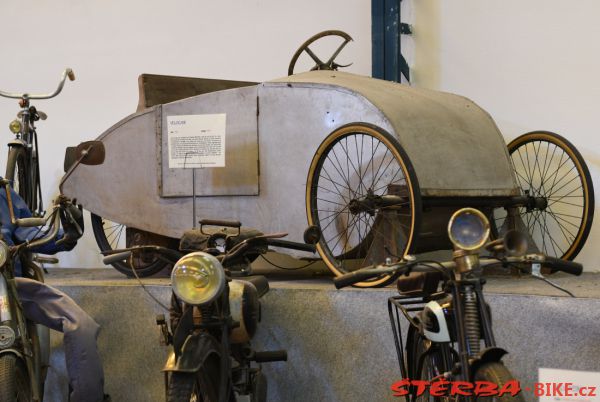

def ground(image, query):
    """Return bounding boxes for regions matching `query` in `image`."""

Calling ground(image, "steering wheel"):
[287,30,354,76]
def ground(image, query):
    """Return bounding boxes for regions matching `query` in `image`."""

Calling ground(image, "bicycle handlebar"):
[0,68,75,100]
[333,255,583,289]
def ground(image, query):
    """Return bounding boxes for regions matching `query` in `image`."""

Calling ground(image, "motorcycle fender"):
[162,332,221,374]
[470,347,508,377]
[0,348,24,360]
[8,139,26,148]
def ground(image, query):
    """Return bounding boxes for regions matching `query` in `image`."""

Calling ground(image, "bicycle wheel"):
[0,354,32,401]
[167,354,231,402]
[5,146,31,208]
[473,362,525,402]
[410,332,455,402]
[306,123,422,287]
[495,131,594,260]
[90,213,169,277]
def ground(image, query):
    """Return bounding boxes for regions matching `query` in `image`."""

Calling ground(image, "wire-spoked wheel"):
[495,131,594,260]
[306,123,422,288]
[91,213,170,277]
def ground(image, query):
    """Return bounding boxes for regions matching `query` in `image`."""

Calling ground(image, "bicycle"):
[0,68,75,217]
[334,207,583,401]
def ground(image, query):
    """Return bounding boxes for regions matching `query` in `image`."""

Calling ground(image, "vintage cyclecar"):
[61,33,594,287]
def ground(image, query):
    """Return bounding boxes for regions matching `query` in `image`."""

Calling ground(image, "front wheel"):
[0,354,32,401]
[473,362,525,402]
[306,123,422,288]
[5,146,31,209]
[167,353,231,402]
[90,213,170,277]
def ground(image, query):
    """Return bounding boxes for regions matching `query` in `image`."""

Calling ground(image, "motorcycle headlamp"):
[171,252,225,305]
[448,208,490,251]
[0,242,9,267]
[9,119,21,134]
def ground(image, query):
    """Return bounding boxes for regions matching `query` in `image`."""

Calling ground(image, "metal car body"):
[61,70,519,250]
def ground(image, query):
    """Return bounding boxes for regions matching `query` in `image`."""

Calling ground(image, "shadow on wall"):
[413,0,441,89]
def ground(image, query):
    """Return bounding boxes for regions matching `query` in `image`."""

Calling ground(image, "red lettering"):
[564,383,573,397]
[552,383,564,396]
[430,379,450,397]
[475,381,499,397]
[451,381,475,396]
[588,387,597,397]
[498,380,521,396]
[534,383,545,397]
[390,379,411,397]
[413,380,430,396]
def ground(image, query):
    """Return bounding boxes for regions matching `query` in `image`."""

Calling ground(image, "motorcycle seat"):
[242,275,270,298]
[396,270,444,296]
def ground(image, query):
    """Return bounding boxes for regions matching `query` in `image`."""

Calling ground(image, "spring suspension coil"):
[200,304,214,322]
[463,286,480,356]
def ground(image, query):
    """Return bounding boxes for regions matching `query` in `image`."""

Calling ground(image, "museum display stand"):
[43,269,600,402]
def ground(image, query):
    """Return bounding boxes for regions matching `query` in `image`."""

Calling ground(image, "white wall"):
[413,0,600,271]
[0,1,598,271]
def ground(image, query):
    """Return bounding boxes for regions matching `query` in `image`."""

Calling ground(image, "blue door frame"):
[372,0,411,82]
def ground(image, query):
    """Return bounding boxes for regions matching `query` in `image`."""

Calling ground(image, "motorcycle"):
[334,207,583,402]
[0,140,104,401]
[104,219,317,402]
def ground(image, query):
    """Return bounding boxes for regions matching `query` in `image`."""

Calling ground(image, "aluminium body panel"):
[270,71,519,197]
[160,85,259,197]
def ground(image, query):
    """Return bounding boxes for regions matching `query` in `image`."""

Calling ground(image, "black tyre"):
[411,333,455,402]
[90,213,169,277]
[496,131,594,260]
[473,362,525,402]
[0,354,32,401]
[306,123,422,287]
[167,354,230,402]
[5,146,31,209]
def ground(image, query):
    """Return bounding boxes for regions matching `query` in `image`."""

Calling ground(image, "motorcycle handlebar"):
[333,254,584,289]
[333,266,397,289]
[103,251,133,265]
[542,256,583,276]
[0,68,75,100]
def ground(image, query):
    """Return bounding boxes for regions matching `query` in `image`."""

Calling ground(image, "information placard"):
[539,368,599,402]
[167,114,226,168]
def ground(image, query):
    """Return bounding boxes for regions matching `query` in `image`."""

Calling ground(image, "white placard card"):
[539,368,599,402]
[167,114,226,169]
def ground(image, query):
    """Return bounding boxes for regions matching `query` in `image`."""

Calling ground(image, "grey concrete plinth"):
[41,270,600,402]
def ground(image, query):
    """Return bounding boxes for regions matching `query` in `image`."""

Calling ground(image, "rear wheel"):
[495,131,594,260]
[0,354,32,401]
[90,213,169,277]
[306,123,422,288]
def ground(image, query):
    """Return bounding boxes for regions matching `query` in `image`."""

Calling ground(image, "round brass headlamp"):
[171,252,225,305]
[447,208,490,251]
[9,120,21,134]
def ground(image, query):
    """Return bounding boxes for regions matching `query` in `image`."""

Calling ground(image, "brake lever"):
[529,262,575,297]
